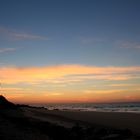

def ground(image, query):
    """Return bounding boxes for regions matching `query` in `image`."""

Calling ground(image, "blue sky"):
[0,0,140,103]
[0,0,140,67]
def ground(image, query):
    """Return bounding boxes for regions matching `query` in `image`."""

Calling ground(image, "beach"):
[22,107,140,134]
[0,105,140,140]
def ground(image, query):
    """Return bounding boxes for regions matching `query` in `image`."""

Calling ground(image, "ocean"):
[37,102,140,113]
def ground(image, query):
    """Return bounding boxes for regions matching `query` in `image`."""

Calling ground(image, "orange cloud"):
[83,89,128,95]
[109,83,140,87]
[0,64,139,84]
[0,87,23,91]
[1,64,139,103]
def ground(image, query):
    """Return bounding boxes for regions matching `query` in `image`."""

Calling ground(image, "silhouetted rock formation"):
[0,95,16,109]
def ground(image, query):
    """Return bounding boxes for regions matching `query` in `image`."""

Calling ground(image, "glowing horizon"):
[0,64,140,103]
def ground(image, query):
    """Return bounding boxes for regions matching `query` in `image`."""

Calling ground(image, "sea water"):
[40,102,140,113]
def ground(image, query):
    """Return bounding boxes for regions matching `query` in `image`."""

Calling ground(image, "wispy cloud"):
[80,37,140,49]
[83,89,126,94]
[10,32,48,40]
[120,41,140,49]
[0,26,48,40]
[1,87,23,92]
[0,47,17,53]
[109,83,140,87]
[66,74,137,81]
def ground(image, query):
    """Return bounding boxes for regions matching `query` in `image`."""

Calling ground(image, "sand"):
[22,107,140,135]
[1,106,140,140]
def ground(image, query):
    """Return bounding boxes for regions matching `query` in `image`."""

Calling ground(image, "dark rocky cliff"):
[0,95,16,109]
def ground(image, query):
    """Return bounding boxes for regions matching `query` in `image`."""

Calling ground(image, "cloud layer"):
[0,64,139,84]
[1,64,139,103]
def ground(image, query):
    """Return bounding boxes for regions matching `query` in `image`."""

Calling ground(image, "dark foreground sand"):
[1,106,140,140]
[23,107,140,134]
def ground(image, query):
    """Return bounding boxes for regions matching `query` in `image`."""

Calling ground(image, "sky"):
[0,0,140,103]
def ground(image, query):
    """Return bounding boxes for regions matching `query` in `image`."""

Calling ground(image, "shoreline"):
[47,108,140,114]
[29,101,140,114]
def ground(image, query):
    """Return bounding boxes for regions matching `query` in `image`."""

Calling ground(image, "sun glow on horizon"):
[0,64,140,103]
